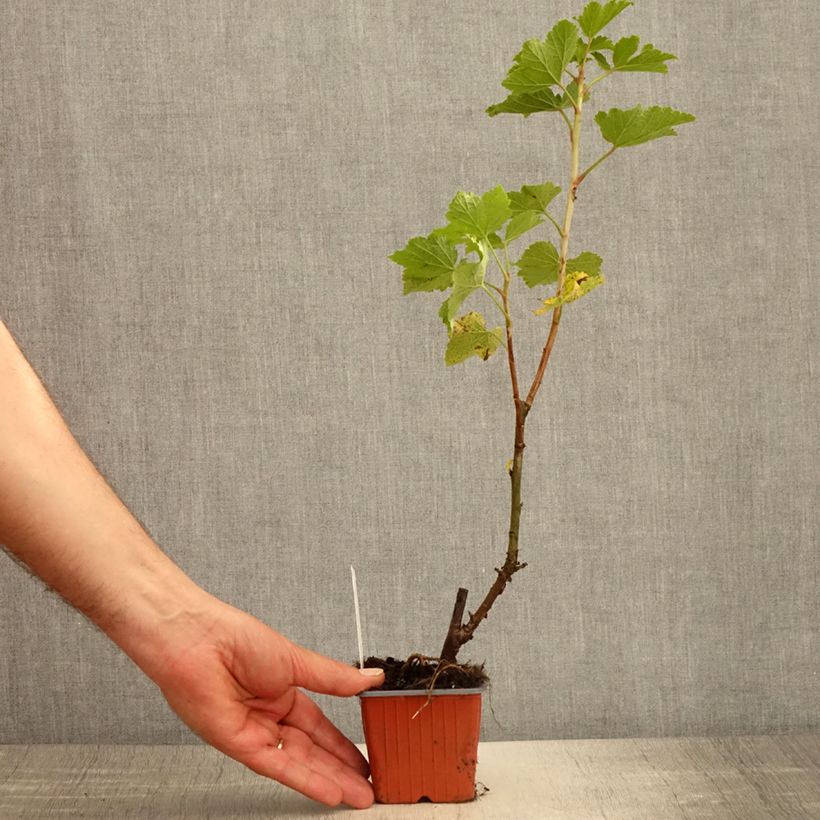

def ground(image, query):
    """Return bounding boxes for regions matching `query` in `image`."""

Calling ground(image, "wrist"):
[100,543,221,684]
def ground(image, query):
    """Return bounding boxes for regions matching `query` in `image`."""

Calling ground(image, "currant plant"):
[389,1,694,664]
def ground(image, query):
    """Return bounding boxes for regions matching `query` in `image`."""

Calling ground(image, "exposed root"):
[411,661,464,719]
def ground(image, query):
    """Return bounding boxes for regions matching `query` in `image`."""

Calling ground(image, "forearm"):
[0,321,214,681]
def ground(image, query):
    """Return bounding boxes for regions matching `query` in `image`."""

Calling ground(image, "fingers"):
[288,642,384,697]
[243,742,345,807]
[284,725,375,809]
[283,689,370,778]
[243,727,375,809]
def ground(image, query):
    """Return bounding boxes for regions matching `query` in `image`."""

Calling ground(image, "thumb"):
[289,643,384,696]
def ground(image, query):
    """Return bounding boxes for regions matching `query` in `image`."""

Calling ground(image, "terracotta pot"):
[359,687,483,804]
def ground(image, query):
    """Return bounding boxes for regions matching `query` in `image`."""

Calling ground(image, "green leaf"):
[612,36,676,72]
[612,34,639,65]
[430,225,504,258]
[501,20,579,93]
[439,256,488,327]
[508,181,562,215]
[389,234,459,294]
[572,40,587,65]
[505,210,543,243]
[444,185,511,241]
[471,232,503,253]
[428,222,465,244]
[444,311,504,366]
[573,38,613,65]
[567,251,602,277]
[516,245,602,290]
[504,211,544,242]
[516,241,560,287]
[595,105,696,147]
[589,35,615,51]
[548,19,582,71]
[591,51,611,70]
[486,88,571,117]
[576,1,632,37]
[534,271,606,315]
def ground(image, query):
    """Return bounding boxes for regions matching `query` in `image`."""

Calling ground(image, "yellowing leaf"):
[533,270,606,315]
[445,311,504,366]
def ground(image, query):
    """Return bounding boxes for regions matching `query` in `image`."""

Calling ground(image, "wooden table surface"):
[1,736,819,819]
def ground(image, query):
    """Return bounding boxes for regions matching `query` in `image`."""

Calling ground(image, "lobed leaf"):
[591,51,611,70]
[389,234,459,294]
[516,241,560,287]
[501,19,579,94]
[534,271,606,315]
[589,35,615,51]
[567,251,602,277]
[508,181,562,215]
[576,0,633,38]
[505,210,543,243]
[445,185,511,241]
[595,105,696,147]
[444,311,504,366]
[430,224,504,257]
[438,256,488,327]
[612,36,676,72]
[572,39,587,65]
[486,88,571,117]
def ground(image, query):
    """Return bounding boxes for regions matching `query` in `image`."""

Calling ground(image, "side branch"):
[501,287,520,404]
[575,146,617,188]
[524,305,563,410]
[525,60,586,412]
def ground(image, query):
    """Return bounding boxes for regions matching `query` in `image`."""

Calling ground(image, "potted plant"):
[358,0,695,804]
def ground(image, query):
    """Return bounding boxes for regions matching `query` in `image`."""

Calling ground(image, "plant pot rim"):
[358,686,485,698]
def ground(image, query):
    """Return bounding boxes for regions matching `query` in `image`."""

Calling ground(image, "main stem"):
[439,65,587,664]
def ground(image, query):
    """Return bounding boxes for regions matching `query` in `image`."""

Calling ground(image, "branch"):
[525,306,563,408]
[525,61,586,412]
[481,284,506,319]
[501,284,520,405]
[558,107,572,131]
[575,146,617,187]
[586,69,613,90]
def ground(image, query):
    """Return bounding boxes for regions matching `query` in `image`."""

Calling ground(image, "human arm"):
[0,320,384,808]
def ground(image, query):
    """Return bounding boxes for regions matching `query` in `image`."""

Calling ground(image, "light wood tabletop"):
[1,735,818,818]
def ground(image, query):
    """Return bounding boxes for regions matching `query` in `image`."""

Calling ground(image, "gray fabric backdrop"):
[0,0,817,744]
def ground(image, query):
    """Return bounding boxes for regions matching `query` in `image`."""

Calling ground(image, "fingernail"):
[360,667,384,677]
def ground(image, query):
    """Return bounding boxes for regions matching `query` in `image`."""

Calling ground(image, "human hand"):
[148,599,385,809]
[0,322,384,807]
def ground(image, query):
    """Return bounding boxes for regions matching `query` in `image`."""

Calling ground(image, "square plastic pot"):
[358,687,483,804]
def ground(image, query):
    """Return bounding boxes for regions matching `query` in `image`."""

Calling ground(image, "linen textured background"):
[0,1,817,744]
